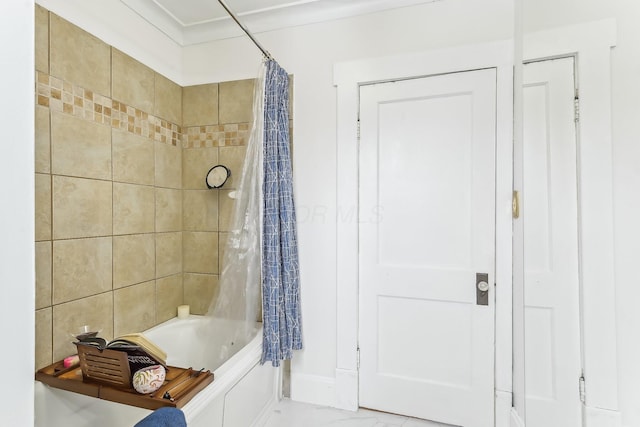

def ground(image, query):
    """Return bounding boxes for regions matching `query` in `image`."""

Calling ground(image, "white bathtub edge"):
[251,363,283,427]
[183,327,265,422]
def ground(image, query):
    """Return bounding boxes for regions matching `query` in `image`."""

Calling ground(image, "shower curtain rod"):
[217,0,274,60]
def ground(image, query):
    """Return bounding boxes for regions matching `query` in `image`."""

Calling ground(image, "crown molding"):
[121,0,439,46]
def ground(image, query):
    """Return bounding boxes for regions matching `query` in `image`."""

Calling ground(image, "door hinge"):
[574,92,580,123]
[357,119,361,140]
[579,375,586,403]
[357,346,361,369]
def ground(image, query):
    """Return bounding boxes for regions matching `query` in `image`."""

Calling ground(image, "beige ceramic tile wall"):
[199,75,292,282]
[34,6,287,369]
[182,78,256,315]
[34,6,184,368]
[49,13,111,96]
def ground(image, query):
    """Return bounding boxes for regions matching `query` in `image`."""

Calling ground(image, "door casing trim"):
[333,41,515,417]
[523,19,619,425]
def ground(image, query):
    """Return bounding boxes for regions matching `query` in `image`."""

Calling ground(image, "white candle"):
[177,304,190,319]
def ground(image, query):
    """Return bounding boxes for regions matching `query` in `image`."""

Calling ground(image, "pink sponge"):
[63,354,79,368]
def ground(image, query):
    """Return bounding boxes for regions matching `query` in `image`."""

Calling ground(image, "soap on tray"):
[132,365,166,394]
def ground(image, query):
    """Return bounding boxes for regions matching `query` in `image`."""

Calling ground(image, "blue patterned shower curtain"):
[261,59,302,366]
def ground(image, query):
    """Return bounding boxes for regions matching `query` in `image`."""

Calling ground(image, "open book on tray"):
[75,333,167,373]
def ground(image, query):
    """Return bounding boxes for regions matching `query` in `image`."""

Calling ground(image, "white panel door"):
[523,57,582,427]
[358,69,496,427]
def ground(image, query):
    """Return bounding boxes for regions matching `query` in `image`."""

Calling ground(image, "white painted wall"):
[0,1,35,424]
[182,0,514,84]
[609,5,640,427]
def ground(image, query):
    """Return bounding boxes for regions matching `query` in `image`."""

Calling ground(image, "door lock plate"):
[476,273,489,306]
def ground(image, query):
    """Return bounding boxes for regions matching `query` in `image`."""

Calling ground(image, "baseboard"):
[335,368,358,411]
[510,408,525,427]
[495,390,513,427]
[290,373,336,408]
[252,366,283,427]
[584,405,622,427]
[498,399,622,427]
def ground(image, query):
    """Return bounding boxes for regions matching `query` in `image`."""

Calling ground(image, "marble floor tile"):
[262,399,454,427]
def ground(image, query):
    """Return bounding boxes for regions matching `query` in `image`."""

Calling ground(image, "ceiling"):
[121,0,439,46]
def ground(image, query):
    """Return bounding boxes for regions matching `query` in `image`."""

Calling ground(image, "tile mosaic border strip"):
[36,71,181,146]
[183,123,250,149]
[36,71,253,149]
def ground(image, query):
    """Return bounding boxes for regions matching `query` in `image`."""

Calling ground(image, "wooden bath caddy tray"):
[36,361,213,410]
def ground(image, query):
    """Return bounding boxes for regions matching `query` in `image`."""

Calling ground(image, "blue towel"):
[134,407,187,427]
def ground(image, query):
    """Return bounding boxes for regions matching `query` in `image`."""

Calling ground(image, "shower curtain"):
[206,59,301,368]
[261,59,302,366]
[204,63,265,364]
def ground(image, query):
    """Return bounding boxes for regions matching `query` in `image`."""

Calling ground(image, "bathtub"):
[35,315,281,427]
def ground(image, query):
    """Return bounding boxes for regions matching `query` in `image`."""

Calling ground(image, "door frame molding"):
[522,19,620,427]
[333,41,515,418]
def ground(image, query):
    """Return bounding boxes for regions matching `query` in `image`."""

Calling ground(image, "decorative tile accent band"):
[183,123,250,149]
[36,71,253,148]
[36,71,181,146]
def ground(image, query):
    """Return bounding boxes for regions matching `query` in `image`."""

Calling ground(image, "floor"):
[262,399,453,427]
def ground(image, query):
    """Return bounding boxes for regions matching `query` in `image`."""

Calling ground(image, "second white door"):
[523,57,582,427]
